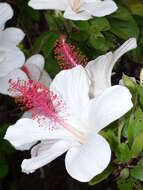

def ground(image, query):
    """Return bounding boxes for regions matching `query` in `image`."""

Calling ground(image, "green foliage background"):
[1,0,143,190]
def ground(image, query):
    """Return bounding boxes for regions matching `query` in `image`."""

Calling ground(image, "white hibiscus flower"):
[4,66,133,182]
[0,3,25,94]
[55,37,137,97]
[86,38,137,97]
[0,53,52,95]
[21,54,52,86]
[28,0,118,21]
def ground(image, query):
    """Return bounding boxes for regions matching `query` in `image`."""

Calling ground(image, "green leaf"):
[117,143,131,163]
[109,6,139,40]
[44,13,65,32]
[32,32,58,56]
[89,17,111,33]
[43,33,59,58]
[138,87,143,110]
[88,35,110,52]
[32,32,50,54]
[89,164,114,185]
[100,130,118,152]
[0,124,8,139]
[26,7,40,22]
[117,178,133,190]
[74,21,90,31]
[131,166,143,181]
[128,108,143,146]
[71,31,89,42]
[124,1,143,18]
[137,157,143,166]
[45,55,60,78]
[131,132,143,157]
[120,168,129,179]
[0,124,14,154]
[0,156,8,179]
[122,74,137,92]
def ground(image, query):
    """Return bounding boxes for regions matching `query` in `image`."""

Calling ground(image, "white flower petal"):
[4,118,73,151]
[0,69,28,95]
[83,0,117,17]
[64,6,92,21]
[86,38,137,97]
[110,38,137,75]
[23,63,41,81]
[0,27,25,46]
[31,140,58,157]
[106,38,137,90]
[119,77,136,86]
[25,54,45,71]
[50,66,90,124]
[0,3,13,29]
[86,52,112,97]
[40,70,52,86]
[28,0,68,10]
[22,140,71,174]
[65,133,111,182]
[88,85,133,132]
[0,47,25,77]
[22,110,32,119]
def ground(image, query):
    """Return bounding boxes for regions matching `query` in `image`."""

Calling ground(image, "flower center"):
[9,79,85,143]
[72,0,80,12]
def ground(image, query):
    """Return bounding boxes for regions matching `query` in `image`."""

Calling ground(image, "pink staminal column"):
[54,35,88,70]
[9,79,85,143]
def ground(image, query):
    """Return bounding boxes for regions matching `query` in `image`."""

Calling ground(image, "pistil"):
[60,120,86,143]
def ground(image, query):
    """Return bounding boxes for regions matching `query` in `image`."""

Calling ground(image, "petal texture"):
[86,52,112,97]
[86,38,137,97]
[23,63,41,81]
[0,27,25,46]
[40,70,52,86]
[0,3,13,29]
[65,133,111,182]
[64,6,92,20]
[0,47,25,77]
[25,54,45,71]
[50,66,90,124]
[110,38,137,77]
[28,0,68,10]
[0,69,28,95]
[83,0,117,17]
[4,118,73,150]
[88,85,133,132]
[22,140,71,174]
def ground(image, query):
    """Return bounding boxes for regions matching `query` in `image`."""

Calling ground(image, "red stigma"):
[9,80,65,128]
[54,35,88,70]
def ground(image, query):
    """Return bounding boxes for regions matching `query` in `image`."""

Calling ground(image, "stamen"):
[9,79,63,127]
[9,79,85,143]
[54,35,88,70]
